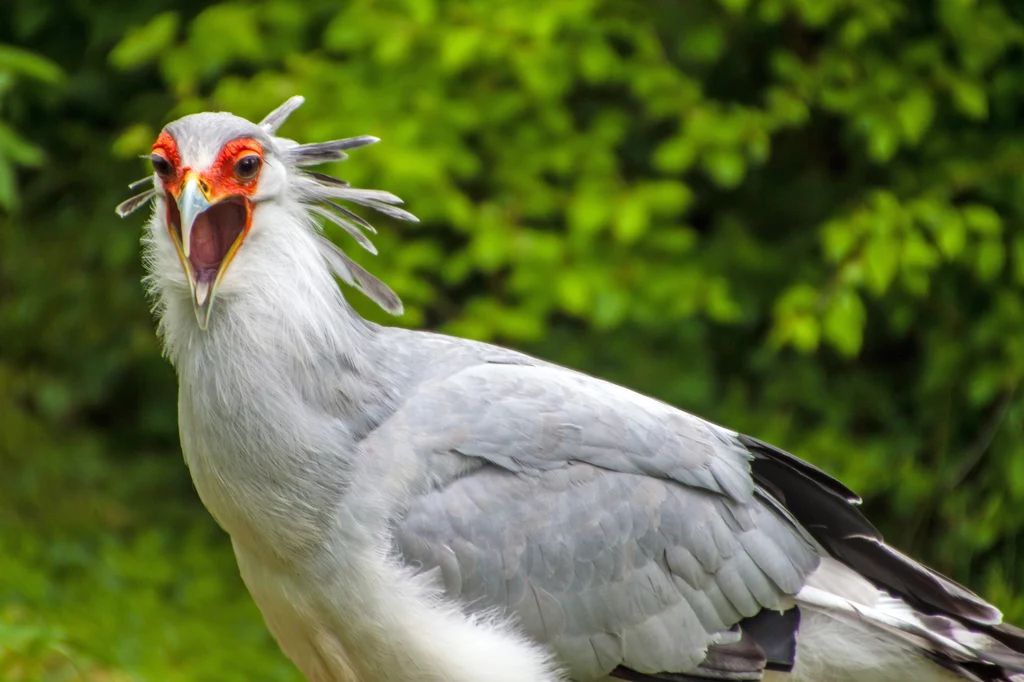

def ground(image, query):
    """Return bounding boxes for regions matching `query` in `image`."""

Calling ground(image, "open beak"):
[168,173,251,329]
[179,176,211,262]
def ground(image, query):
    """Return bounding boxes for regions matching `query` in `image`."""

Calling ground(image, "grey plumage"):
[116,188,156,217]
[128,175,155,191]
[316,236,403,314]
[118,96,1024,682]
[166,112,271,164]
[309,184,419,222]
[397,462,816,679]
[322,199,377,232]
[310,204,378,254]
[285,135,380,167]
[259,95,305,134]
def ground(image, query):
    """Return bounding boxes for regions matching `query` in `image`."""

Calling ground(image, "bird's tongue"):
[188,201,246,272]
[190,213,220,269]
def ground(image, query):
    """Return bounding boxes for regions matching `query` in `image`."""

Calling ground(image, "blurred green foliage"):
[2,0,1024,679]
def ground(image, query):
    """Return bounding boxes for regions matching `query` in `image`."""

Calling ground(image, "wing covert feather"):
[395,464,819,681]
[396,362,756,502]
[367,361,820,679]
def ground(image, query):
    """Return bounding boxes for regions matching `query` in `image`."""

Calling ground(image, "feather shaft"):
[287,137,380,167]
[116,189,156,217]
[310,205,378,254]
[128,176,155,191]
[316,236,403,315]
[260,96,305,134]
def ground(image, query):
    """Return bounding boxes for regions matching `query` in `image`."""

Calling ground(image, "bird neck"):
[147,204,382,415]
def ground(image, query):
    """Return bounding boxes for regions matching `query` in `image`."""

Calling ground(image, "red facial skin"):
[151,132,264,247]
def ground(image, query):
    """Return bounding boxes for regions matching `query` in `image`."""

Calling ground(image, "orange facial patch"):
[150,134,264,201]
[205,138,265,199]
[152,133,264,265]
[152,130,180,164]
[151,130,183,187]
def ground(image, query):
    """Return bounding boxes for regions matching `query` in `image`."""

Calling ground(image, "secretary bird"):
[117,96,1024,682]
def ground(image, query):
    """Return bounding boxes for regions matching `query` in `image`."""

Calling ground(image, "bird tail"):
[789,558,1024,682]
[739,434,1024,682]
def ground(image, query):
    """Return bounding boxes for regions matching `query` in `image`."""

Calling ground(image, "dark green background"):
[3,0,1024,679]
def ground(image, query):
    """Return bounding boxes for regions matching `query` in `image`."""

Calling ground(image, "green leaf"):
[439,28,482,72]
[897,89,934,144]
[902,231,940,269]
[0,156,15,210]
[0,121,43,166]
[188,4,263,65]
[568,186,611,236]
[867,123,899,162]
[718,0,750,15]
[821,219,861,262]
[822,289,866,357]
[748,130,771,163]
[765,87,810,125]
[962,204,1002,235]
[556,270,592,315]
[788,314,821,352]
[933,210,967,259]
[901,268,931,296]
[109,12,179,70]
[640,180,693,215]
[840,18,870,47]
[592,288,629,329]
[0,45,63,84]
[864,237,900,294]
[613,195,649,243]
[968,365,1005,406]
[653,135,697,172]
[705,277,742,322]
[683,24,727,63]
[770,284,822,352]
[951,77,989,119]
[579,41,618,83]
[112,123,155,159]
[703,150,746,188]
[1013,236,1024,285]
[975,239,1005,281]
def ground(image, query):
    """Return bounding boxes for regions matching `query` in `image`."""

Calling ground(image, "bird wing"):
[393,361,763,502]
[380,361,821,680]
[396,462,816,681]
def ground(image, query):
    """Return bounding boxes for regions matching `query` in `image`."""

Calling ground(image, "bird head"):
[117,96,416,329]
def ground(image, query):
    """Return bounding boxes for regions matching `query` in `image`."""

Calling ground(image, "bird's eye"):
[234,155,262,181]
[151,154,174,178]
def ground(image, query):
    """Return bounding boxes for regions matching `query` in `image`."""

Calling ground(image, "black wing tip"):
[610,667,760,682]
[735,431,1013,631]
[737,433,862,504]
[606,610,802,682]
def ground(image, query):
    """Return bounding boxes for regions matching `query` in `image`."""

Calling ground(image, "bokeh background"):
[3,0,1024,679]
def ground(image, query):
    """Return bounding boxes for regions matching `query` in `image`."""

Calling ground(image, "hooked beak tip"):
[195,278,212,307]
[195,308,212,331]
[192,275,216,330]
